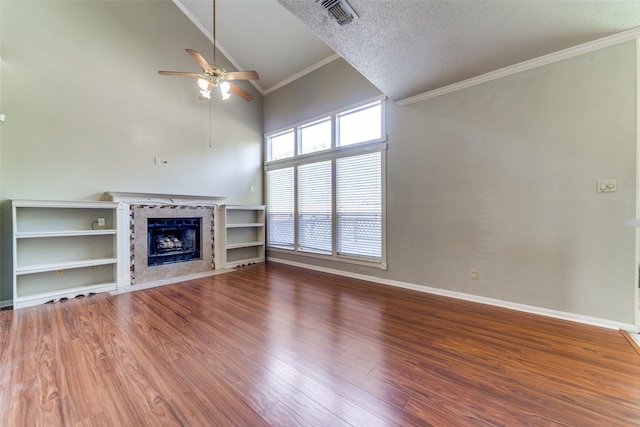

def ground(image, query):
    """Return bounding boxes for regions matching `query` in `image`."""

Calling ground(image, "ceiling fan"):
[158,0,259,102]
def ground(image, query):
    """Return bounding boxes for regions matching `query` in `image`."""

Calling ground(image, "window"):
[269,130,294,161]
[298,161,332,254]
[266,167,294,249]
[338,102,382,146]
[337,152,382,259]
[300,118,331,155]
[265,97,387,269]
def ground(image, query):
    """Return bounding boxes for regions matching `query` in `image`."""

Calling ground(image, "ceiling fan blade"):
[230,83,254,102]
[225,71,260,81]
[186,49,214,73]
[158,71,202,78]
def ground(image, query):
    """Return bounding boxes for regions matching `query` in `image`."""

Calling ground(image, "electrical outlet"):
[97,217,105,227]
[470,269,478,280]
[596,179,616,193]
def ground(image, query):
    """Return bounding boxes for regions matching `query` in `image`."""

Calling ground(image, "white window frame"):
[265,96,388,270]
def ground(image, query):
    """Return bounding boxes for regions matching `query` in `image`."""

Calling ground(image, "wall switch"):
[97,217,105,227]
[470,269,478,280]
[597,179,616,193]
[154,157,162,165]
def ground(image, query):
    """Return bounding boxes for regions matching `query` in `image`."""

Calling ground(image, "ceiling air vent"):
[317,0,358,26]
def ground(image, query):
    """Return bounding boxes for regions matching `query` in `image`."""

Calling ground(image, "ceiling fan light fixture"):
[220,81,231,100]
[197,77,211,91]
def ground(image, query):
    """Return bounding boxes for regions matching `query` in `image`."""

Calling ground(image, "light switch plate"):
[597,179,616,193]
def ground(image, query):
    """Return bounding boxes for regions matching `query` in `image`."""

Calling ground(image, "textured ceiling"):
[176,0,640,101]
[279,0,640,101]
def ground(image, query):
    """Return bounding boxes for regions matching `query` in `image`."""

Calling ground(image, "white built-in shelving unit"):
[12,199,124,309]
[218,205,265,269]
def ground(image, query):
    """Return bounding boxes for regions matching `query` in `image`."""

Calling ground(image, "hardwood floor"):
[2,262,640,426]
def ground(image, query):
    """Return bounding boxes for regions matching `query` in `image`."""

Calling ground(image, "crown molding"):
[396,26,640,107]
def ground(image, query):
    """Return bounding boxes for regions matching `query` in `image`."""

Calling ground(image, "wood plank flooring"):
[1,261,640,426]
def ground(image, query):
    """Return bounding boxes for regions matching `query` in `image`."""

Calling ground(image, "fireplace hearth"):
[147,217,201,266]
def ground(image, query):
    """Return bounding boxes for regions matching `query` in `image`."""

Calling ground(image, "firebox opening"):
[148,217,201,266]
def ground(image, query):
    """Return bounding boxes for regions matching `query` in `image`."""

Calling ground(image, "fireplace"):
[147,217,201,266]
[100,192,225,287]
[127,204,216,285]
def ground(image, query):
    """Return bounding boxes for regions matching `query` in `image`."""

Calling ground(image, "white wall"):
[265,42,638,326]
[0,1,264,303]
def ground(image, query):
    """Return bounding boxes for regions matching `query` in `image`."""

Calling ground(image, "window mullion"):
[293,164,299,252]
[332,115,337,149]
[331,158,337,257]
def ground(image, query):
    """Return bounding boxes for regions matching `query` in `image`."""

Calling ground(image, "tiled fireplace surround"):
[131,205,214,284]
[102,192,226,286]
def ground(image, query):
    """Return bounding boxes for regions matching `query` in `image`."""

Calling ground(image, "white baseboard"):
[0,270,235,308]
[268,257,638,333]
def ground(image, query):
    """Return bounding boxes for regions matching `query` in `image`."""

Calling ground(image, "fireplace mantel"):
[102,192,226,206]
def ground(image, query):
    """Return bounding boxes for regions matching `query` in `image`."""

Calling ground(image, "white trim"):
[268,257,639,333]
[116,203,132,288]
[396,26,640,107]
[269,247,386,270]
[14,283,118,309]
[264,54,341,95]
[265,141,387,170]
[101,191,226,206]
[635,36,640,330]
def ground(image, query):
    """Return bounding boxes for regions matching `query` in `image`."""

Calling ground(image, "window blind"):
[336,152,382,259]
[266,168,294,248]
[298,161,332,254]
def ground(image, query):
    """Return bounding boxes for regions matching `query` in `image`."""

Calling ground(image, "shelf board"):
[16,258,117,275]
[16,229,117,238]
[13,199,120,209]
[226,241,264,250]
[226,223,264,228]
[223,205,265,211]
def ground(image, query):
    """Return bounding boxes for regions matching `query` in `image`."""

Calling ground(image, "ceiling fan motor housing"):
[203,65,227,87]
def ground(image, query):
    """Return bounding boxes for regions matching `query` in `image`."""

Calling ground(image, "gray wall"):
[265,42,638,325]
[0,1,264,303]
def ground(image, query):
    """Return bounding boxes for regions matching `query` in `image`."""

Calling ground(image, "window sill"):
[267,246,387,270]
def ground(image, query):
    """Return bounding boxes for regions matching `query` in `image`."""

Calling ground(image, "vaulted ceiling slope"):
[176,1,640,102]
[279,0,640,101]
